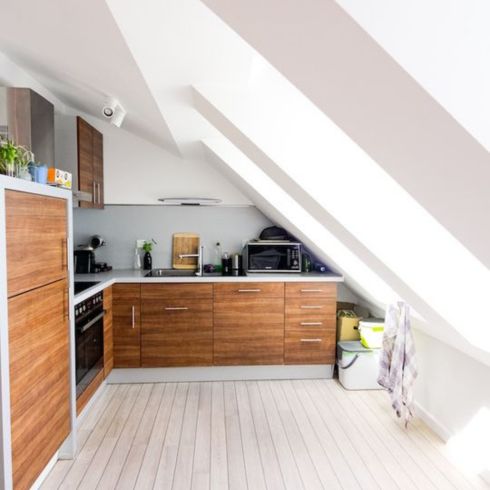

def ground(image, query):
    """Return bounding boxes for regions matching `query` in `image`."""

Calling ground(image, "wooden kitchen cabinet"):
[284,283,336,364]
[214,282,285,365]
[113,284,141,367]
[8,279,70,490]
[141,284,213,366]
[5,190,67,298]
[77,116,104,209]
[103,286,114,377]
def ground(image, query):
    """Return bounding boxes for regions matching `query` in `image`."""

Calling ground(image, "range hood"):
[158,197,222,206]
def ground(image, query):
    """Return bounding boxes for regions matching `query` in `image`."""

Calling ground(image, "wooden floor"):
[42,379,490,490]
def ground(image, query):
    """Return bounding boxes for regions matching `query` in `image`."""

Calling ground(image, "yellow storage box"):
[337,310,361,341]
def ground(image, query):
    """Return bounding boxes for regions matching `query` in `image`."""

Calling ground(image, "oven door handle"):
[78,311,105,334]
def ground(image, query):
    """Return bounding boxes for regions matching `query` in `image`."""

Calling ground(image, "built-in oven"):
[75,290,104,399]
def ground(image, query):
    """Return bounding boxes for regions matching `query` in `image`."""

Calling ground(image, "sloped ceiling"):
[0,0,179,153]
[336,0,490,153]
[201,0,490,271]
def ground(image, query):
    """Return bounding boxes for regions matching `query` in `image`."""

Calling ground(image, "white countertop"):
[74,269,343,305]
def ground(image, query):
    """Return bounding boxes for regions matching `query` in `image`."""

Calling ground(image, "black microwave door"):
[249,245,290,270]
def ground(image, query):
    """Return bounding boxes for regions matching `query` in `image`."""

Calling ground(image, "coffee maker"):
[74,250,96,274]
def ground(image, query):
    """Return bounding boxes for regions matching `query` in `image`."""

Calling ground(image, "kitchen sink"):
[145,269,197,277]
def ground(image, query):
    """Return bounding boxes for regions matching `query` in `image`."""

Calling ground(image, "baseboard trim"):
[107,365,334,384]
[30,451,59,490]
[414,400,452,442]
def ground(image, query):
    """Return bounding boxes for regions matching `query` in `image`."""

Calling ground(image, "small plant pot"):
[143,252,152,270]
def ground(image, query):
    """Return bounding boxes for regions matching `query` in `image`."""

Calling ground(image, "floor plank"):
[43,379,490,490]
[223,382,248,490]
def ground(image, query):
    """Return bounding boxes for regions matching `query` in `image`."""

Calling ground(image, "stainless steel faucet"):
[178,245,204,276]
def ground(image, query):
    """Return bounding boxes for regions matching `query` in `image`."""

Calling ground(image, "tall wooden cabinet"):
[77,116,104,209]
[5,190,70,490]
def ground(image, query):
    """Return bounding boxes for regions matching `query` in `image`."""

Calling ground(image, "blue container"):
[35,165,48,184]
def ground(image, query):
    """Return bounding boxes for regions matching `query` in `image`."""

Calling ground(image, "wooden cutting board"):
[172,233,200,269]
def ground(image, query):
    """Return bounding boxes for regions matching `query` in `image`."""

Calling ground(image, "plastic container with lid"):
[337,341,383,390]
[358,318,385,349]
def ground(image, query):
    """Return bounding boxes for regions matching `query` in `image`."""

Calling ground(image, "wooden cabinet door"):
[103,286,113,376]
[93,128,104,209]
[214,283,285,365]
[113,284,141,367]
[8,279,70,490]
[77,116,95,209]
[6,190,67,297]
[141,284,213,366]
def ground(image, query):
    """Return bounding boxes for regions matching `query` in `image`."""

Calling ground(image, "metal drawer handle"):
[97,182,101,204]
[93,181,96,204]
[238,289,261,293]
[165,307,189,311]
[301,338,322,343]
[300,305,323,309]
[131,306,135,328]
[300,322,323,326]
[301,289,323,293]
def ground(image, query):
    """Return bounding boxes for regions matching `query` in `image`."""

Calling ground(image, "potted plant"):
[0,137,18,177]
[142,240,154,270]
[16,145,35,180]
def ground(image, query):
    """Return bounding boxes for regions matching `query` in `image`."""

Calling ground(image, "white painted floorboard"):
[41,380,490,490]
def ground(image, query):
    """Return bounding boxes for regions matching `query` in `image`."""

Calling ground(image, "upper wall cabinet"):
[77,117,104,209]
[55,115,104,209]
[0,87,55,164]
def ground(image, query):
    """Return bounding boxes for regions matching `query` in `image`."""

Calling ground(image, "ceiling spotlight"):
[101,97,126,127]
[102,97,118,119]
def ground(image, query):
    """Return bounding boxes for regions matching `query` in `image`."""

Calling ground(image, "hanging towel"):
[378,301,418,426]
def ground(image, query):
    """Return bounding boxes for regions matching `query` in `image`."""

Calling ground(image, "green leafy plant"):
[142,241,153,253]
[0,137,18,174]
[16,145,35,171]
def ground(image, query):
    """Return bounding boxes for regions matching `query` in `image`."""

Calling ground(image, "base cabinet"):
[214,283,285,365]
[111,281,337,369]
[113,284,141,367]
[141,284,213,366]
[284,283,337,364]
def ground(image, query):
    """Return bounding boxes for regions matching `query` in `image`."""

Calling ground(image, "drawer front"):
[214,282,284,298]
[285,297,335,318]
[285,282,336,299]
[142,299,213,367]
[141,283,213,299]
[285,332,335,365]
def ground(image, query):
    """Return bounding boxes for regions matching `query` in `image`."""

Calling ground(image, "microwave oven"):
[243,241,302,272]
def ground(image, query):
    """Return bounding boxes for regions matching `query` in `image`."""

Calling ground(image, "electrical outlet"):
[136,239,146,249]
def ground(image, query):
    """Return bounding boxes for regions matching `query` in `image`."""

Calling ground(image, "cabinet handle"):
[93,180,96,204]
[300,305,323,309]
[165,307,189,311]
[61,238,67,269]
[301,289,323,293]
[238,289,261,293]
[63,289,69,320]
[300,322,323,326]
[131,306,135,328]
[97,182,101,204]
[301,338,322,343]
